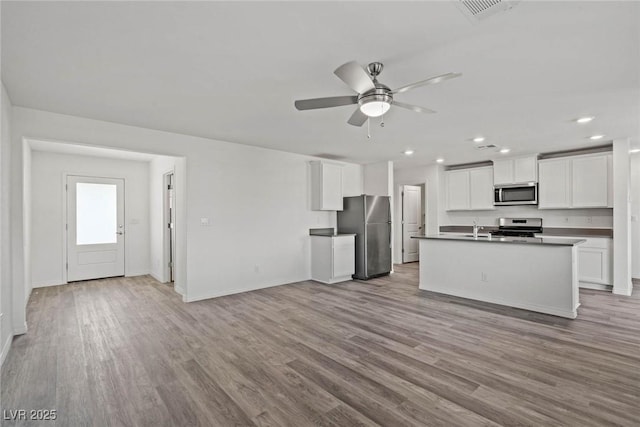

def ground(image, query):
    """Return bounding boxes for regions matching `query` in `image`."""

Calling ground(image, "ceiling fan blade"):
[334,61,376,94]
[347,108,369,127]
[294,95,358,110]
[390,72,462,95]
[393,101,436,114]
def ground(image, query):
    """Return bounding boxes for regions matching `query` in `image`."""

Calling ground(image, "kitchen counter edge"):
[412,234,585,246]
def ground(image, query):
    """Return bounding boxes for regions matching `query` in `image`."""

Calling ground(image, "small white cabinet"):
[538,153,612,209]
[446,166,494,211]
[311,235,355,284]
[310,161,343,211]
[493,155,538,185]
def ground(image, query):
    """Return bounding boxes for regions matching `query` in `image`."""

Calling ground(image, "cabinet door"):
[333,237,355,278]
[492,160,513,185]
[579,247,609,284]
[514,156,537,183]
[538,159,571,208]
[572,155,608,208]
[322,163,343,210]
[446,170,470,210]
[469,167,494,210]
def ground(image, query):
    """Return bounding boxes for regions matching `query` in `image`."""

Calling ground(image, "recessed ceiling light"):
[500,148,511,154]
[630,149,640,154]
[472,136,485,143]
[436,158,444,163]
[403,150,414,156]
[576,116,594,124]
[589,134,605,140]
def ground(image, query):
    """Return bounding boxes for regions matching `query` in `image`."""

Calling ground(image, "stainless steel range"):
[491,218,543,238]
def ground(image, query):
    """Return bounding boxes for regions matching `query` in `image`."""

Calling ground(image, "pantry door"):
[67,176,125,282]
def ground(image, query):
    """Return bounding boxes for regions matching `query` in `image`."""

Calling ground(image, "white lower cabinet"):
[310,235,355,284]
[539,235,612,288]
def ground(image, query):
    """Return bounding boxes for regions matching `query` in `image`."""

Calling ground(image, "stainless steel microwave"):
[494,183,538,206]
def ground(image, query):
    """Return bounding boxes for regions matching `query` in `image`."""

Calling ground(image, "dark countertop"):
[439,225,612,238]
[309,228,356,237]
[413,234,585,246]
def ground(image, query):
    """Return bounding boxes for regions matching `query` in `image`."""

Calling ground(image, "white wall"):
[1,83,15,363]
[149,155,177,283]
[363,161,393,196]
[10,107,363,307]
[30,151,151,287]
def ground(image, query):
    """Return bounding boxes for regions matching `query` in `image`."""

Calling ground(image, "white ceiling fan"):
[294,60,461,126]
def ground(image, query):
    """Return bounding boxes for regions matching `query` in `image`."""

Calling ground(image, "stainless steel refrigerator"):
[337,195,391,280]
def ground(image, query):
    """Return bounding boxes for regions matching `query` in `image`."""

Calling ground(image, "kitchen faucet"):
[473,221,484,238]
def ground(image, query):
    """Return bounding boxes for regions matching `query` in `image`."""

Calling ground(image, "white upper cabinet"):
[310,161,343,211]
[446,169,470,210]
[572,155,609,208]
[493,155,538,185]
[469,167,495,210]
[538,153,612,209]
[446,166,494,211]
[538,158,571,208]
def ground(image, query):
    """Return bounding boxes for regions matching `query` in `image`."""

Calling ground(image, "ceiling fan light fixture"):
[358,93,392,117]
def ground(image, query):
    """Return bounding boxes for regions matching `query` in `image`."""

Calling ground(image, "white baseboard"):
[33,279,65,288]
[125,271,150,278]
[183,278,304,303]
[579,282,612,291]
[13,322,27,335]
[419,282,577,319]
[1,332,12,367]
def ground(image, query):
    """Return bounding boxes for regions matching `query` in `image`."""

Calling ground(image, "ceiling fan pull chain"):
[367,118,371,139]
[380,112,385,128]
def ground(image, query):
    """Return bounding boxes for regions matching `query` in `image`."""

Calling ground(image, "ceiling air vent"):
[475,144,498,150]
[457,0,520,22]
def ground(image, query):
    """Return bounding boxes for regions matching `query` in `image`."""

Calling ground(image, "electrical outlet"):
[587,216,592,224]
[564,217,569,223]
[481,272,488,282]
[200,217,210,226]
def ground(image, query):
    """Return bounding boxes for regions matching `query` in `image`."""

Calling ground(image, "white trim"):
[418,283,578,319]
[183,280,295,303]
[149,271,164,283]
[13,322,27,335]
[124,271,150,278]
[0,332,12,366]
[32,280,65,288]
[579,282,612,291]
[162,171,174,284]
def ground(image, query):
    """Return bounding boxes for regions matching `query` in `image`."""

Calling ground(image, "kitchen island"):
[412,235,585,318]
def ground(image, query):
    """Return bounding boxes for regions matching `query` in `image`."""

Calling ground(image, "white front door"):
[402,185,422,263]
[67,176,125,282]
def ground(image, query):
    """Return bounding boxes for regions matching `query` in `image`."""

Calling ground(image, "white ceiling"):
[3,1,639,167]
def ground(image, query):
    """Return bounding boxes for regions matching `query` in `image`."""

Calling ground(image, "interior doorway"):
[66,175,125,281]
[401,185,423,263]
[164,172,176,283]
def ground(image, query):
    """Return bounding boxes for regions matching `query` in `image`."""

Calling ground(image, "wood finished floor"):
[2,264,640,426]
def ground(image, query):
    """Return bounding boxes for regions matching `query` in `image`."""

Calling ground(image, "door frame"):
[394,180,428,265]
[163,170,175,283]
[62,172,126,284]
[401,185,422,263]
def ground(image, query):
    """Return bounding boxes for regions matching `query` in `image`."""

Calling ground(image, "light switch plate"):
[200,217,210,226]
